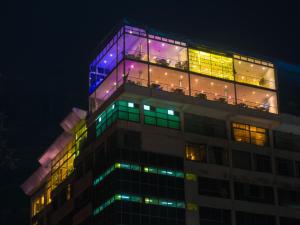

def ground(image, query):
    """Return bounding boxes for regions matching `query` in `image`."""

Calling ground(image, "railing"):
[191,89,236,105]
[235,73,275,90]
[149,54,188,70]
[92,75,278,114]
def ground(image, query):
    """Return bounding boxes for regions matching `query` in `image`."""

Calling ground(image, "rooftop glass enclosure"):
[89,25,278,114]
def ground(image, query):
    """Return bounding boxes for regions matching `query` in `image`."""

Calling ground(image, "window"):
[96,100,140,137]
[278,188,300,208]
[274,131,300,153]
[236,211,275,225]
[234,59,275,90]
[125,33,148,61]
[280,217,300,225]
[232,122,268,146]
[199,207,231,225]
[143,105,180,129]
[235,84,278,114]
[149,39,188,70]
[232,150,251,170]
[275,158,294,177]
[189,49,234,80]
[185,113,227,138]
[208,146,228,166]
[185,143,207,162]
[295,161,300,178]
[149,65,189,95]
[190,74,235,104]
[198,177,230,198]
[234,182,274,204]
[254,154,272,173]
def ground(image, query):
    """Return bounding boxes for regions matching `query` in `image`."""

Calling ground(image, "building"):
[22,21,300,225]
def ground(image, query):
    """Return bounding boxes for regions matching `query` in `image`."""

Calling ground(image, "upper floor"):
[89,23,278,114]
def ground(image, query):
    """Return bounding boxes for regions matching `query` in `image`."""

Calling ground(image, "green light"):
[168,109,174,115]
[128,102,134,108]
[144,105,150,110]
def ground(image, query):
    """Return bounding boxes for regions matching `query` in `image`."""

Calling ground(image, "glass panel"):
[149,65,189,95]
[125,34,148,61]
[185,143,207,162]
[236,84,278,114]
[124,60,148,87]
[117,35,124,63]
[190,74,235,104]
[234,59,276,89]
[189,49,234,80]
[93,69,117,104]
[149,39,188,69]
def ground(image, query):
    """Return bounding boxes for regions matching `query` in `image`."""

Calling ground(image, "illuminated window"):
[143,105,180,129]
[185,143,207,162]
[189,49,234,80]
[93,162,184,186]
[96,100,140,137]
[32,193,45,216]
[232,122,268,146]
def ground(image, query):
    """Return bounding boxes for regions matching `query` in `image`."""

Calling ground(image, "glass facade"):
[89,25,278,114]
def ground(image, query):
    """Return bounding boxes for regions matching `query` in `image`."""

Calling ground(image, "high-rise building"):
[22,21,300,225]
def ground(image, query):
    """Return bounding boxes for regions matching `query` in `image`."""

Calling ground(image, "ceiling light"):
[238,61,241,64]
[252,91,256,94]
[210,82,214,86]
[164,72,168,75]
[262,67,266,70]
[195,79,199,82]
[110,53,113,57]
[250,64,254,67]
[162,43,165,47]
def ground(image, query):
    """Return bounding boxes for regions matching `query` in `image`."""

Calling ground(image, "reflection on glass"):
[234,59,275,89]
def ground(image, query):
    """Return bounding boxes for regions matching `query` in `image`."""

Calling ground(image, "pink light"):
[130,64,134,69]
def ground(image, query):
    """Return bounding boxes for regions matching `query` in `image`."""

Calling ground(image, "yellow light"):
[266,94,269,97]
[250,64,254,67]
[238,61,242,64]
[241,76,245,79]
[155,80,158,83]
[252,91,256,94]
[195,79,199,82]
[262,67,266,70]
[210,82,214,86]
[164,72,168,75]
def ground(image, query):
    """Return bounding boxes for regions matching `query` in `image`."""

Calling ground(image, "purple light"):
[104,60,107,64]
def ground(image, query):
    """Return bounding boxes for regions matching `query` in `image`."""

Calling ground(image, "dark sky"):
[1,0,300,224]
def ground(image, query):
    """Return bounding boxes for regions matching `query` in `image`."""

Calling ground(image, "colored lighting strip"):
[93,162,184,186]
[93,193,185,216]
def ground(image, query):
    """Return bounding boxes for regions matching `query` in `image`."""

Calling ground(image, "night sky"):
[1,0,300,224]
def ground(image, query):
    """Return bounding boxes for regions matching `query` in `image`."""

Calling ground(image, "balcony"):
[89,25,278,114]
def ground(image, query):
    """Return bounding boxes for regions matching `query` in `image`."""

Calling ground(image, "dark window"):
[236,211,275,225]
[278,188,300,208]
[280,217,300,225]
[123,130,141,150]
[275,158,294,177]
[199,207,231,225]
[274,131,300,152]
[198,177,230,198]
[254,154,272,173]
[184,113,227,138]
[185,143,207,162]
[295,161,300,178]
[208,146,229,166]
[232,150,252,170]
[234,182,274,204]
